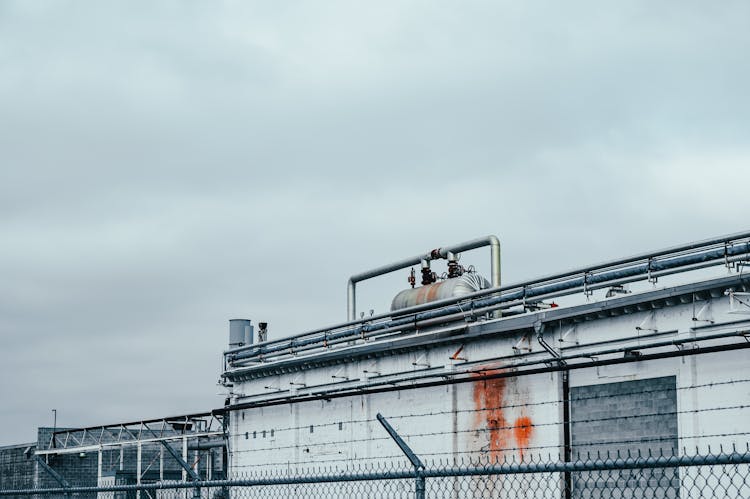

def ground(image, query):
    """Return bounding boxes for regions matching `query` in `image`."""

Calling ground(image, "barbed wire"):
[229,377,750,436]
[227,430,750,471]
[226,430,750,470]
[226,402,750,454]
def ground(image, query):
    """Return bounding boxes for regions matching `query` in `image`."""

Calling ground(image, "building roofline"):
[224,273,750,381]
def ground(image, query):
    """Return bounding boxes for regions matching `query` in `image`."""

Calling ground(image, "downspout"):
[347,235,501,321]
[534,319,571,499]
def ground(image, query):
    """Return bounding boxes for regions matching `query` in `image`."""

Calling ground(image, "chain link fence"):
[2,450,749,498]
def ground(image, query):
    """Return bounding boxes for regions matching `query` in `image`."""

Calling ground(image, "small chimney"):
[229,319,253,349]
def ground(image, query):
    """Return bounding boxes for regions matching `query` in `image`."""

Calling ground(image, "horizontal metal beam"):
[51,413,223,440]
[220,330,750,413]
[35,431,223,455]
[225,274,747,379]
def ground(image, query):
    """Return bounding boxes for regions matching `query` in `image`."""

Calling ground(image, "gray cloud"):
[1,0,749,444]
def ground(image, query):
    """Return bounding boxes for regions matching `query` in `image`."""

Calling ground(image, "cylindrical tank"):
[391,273,491,311]
[229,319,253,348]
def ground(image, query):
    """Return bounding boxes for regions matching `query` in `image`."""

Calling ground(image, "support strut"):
[377,413,425,499]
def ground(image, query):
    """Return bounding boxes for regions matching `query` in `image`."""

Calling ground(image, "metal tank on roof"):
[391,272,491,311]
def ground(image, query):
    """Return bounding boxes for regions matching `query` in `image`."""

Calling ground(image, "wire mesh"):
[2,450,750,498]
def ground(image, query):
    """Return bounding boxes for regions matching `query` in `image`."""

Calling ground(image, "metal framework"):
[36,413,226,455]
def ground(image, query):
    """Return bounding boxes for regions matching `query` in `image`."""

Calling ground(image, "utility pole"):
[52,409,57,447]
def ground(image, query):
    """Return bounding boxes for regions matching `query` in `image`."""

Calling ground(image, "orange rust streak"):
[472,369,510,460]
[450,345,464,360]
[425,281,443,302]
[513,416,534,460]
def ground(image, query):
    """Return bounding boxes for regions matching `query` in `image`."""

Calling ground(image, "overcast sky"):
[1,1,749,445]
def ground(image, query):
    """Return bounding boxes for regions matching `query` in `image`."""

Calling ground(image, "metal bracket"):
[647,258,658,284]
[512,334,532,353]
[559,326,579,346]
[583,273,593,298]
[726,289,750,315]
[411,353,430,368]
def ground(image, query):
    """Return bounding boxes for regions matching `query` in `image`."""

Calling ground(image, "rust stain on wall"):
[472,369,511,460]
[513,416,533,460]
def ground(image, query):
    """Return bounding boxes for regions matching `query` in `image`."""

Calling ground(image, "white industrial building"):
[221,232,750,496]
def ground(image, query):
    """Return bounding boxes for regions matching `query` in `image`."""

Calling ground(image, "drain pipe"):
[347,235,501,321]
[534,319,571,498]
[534,319,566,366]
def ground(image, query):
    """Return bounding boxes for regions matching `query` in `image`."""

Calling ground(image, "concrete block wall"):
[570,376,679,498]
[0,443,36,491]
[570,376,678,458]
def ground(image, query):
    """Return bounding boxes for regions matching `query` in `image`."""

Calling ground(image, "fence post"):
[415,469,426,499]
[375,413,426,499]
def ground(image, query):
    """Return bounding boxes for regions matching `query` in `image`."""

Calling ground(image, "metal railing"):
[224,230,750,369]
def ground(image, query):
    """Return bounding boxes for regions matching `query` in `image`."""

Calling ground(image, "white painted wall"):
[227,286,750,497]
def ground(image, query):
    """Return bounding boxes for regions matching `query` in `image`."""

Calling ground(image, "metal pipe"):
[521,229,750,288]
[228,234,750,364]
[222,330,750,413]
[223,339,750,413]
[228,267,749,368]
[438,235,501,289]
[188,440,226,451]
[300,328,743,396]
[536,323,566,367]
[347,235,501,321]
[226,239,750,358]
[230,324,703,402]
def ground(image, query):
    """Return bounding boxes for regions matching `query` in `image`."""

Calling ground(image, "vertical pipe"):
[562,370,572,499]
[193,449,201,499]
[488,235,502,318]
[119,448,123,471]
[488,235,501,289]
[159,446,164,482]
[222,414,229,481]
[97,449,102,486]
[182,437,188,482]
[347,279,356,322]
[136,441,142,499]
